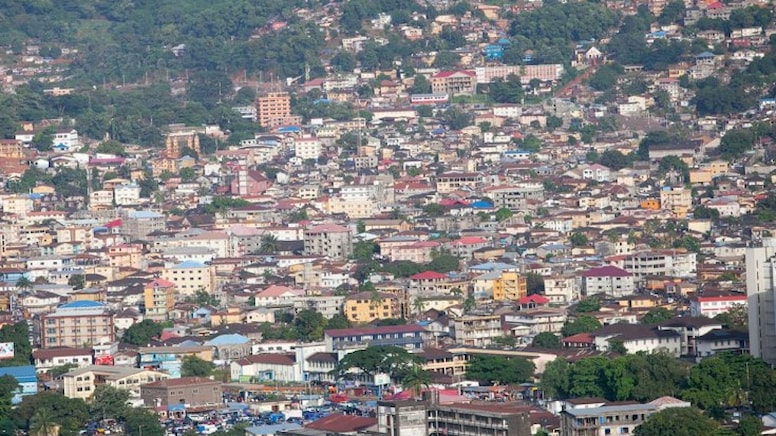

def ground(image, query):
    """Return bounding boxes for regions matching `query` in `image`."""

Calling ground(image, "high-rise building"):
[257,92,292,128]
[746,238,776,365]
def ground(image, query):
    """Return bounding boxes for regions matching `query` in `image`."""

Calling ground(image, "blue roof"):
[276,126,301,133]
[470,200,494,209]
[206,334,249,346]
[174,260,206,269]
[246,423,302,435]
[469,262,515,272]
[129,210,163,219]
[0,365,37,383]
[59,300,106,309]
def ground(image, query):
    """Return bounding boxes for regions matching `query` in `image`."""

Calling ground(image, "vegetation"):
[333,346,423,381]
[532,332,561,348]
[465,355,535,385]
[122,319,164,346]
[181,356,215,377]
[633,407,718,436]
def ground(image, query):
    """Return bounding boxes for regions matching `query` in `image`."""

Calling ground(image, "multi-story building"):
[62,365,168,399]
[164,128,201,159]
[141,377,222,412]
[616,249,697,283]
[435,172,483,194]
[344,291,401,324]
[485,184,544,210]
[659,186,692,218]
[143,278,176,320]
[257,92,299,128]
[580,265,635,297]
[122,210,165,240]
[493,271,528,301]
[324,324,427,354]
[303,224,353,260]
[40,301,114,348]
[747,238,776,365]
[690,292,747,318]
[475,64,565,84]
[161,260,215,296]
[293,137,322,160]
[32,348,93,374]
[430,70,477,96]
[560,403,657,436]
[451,315,503,347]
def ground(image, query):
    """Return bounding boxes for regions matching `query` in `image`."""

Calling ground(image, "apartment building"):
[257,92,300,128]
[324,324,427,353]
[475,64,565,84]
[561,403,657,436]
[616,249,697,282]
[40,301,114,349]
[435,172,483,194]
[659,186,692,218]
[344,291,401,324]
[581,265,635,297]
[746,239,776,365]
[690,292,747,318]
[451,315,503,347]
[485,184,544,210]
[122,210,165,240]
[303,224,353,260]
[32,348,93,374]
[143,278,176,321]
[493,271,528,301]
[293,137,322,160]
[161,260,215,295]
[430,70,477,96]
[62,365,168,399]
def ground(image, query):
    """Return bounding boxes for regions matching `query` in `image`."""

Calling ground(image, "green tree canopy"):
[90,385,130,421]
[641,308,673,324]
[122,319,164,346]
[181,356,215,377]
[533,332,561,348]
[633,407,717,436]
[333,346,422,381]
[465,355,535,385]
[561,315,601,337]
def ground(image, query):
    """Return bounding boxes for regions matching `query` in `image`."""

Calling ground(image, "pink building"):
[231,167,271,197]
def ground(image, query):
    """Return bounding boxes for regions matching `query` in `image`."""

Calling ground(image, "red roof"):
[518,294,549,305]
[410,271,447,280]
[432,70,476,79]
[147,278,175,288]
[305,413,376,432]
[561,333,594,344]
[581,265,631,278]
[325,323,426,338]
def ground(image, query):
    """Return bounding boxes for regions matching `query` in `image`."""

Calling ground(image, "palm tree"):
[258,234,278,254]
[412,297,425,315]
[30,408,57,436]
[401,364,432,400]
[15,276,32,292]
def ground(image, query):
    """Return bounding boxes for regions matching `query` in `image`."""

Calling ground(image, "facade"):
[690,293,747,318]
[0,366,37,404]
[451,315,503,347]
[32,347,93,374]
[492,271,528,301]
[40,301,115,348]
[659,186,692,218]
[303,224,353,260]
[746,239,776,365]
[581,265,635,297]
[257,92,298,127]
[161,260,214,295]
[560,404,656,436]
[143,278,176,320]
[430,70,477,96]
[435,173,483,194]
[324,324,427,353]
[140,377,222,411]
[123,210,165,240]
[63,365,168,399]
[344,291,401,324]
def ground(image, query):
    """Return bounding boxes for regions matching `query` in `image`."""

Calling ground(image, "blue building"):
[0,365,37,404]
[483,44,504,60]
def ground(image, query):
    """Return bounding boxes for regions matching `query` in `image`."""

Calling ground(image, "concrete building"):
[746,238,776,365]
[0,366,37,404]
[161,260,215,296]
[561,403,656,436]
[344,291,401,324]
[32,348,93,374]
[62,365,168,399]
[451,315,503,347]
[581,265,635,297]
[143,278,176,320]
[141,377,222,412]
[690,293,747,318]
[257,92,297,128]
[430,70,477,96]
[659,186,692,218]
[303,224,353,260]
[324,324,427,353]
[40,301,114,348]
[122,210,165,240]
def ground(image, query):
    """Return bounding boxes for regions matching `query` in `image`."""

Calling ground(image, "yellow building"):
[211,307,244,326]
[659,187,692,218]
[640,198,660,210]
[144,278,176,320]
[161,260,215,296]
[492,271,528,301]
[344,291,401,324]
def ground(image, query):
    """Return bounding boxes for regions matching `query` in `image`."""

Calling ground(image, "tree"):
[0,321,32,367]
[714,304,747,331]
[599,150,632,170]
[294,309,327,342]
[90,385,130,421]
[526,273,545,295]
[122,319,164,345]
[181,356,215,377]
[15,277,33,292]
[737,416,763,436]
[463,295,475,313]
[574,297,601,313]
[641,308,673,324]
[441,107,473,130]
[466,355,535,385]
[495,208,513,222]
[124,408,164,436]
[427,254,459,273]
[399,364,432,399]
[17,391,89,435]
[95,140,126,156]
[541,357,571,399]
[533,332,561,348]
[49,363,78,378]
[31,127,55,152]
[327,314,351,330]
[410,74,431,94]
[29,408,57,436]
[333,346,422,381]
[569,232,589,247]
[561,315,601,337]
[67,274,85,290]
[258,234,278,254]
[634,407,717,436]
[720,129,754,159]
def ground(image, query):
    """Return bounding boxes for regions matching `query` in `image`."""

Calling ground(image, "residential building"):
[122,210,165,240]
[324,324,427,353]
[690,293,747,318]
[230,353,299,383]
[451,315,503,347]
[40,301,115,348]
[143,278,176,320]
[62,365,168,399]
[430,70,477,96]
[435,173,483,194]
[32,348,93,374]
[231,167,271,197]
[560,403,656,436]
[303,224,353,260]
[164,129,200,159]
[344,291,401,324]
[659,186,692,218]
[492,271,528,301]
[590,324,682,357]
[257,92,299,128]
[581,265,635,297]
[695,329,750,360]
[161,260,215,295]
[141,377,222,412]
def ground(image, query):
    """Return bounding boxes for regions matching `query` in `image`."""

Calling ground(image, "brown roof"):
[306,352,337,364]
[33,347,92,360]
[305,413,376,432]
[236,353,296,366]
[143,377,218,388]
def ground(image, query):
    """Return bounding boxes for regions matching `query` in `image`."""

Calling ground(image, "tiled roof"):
[325,323,426,338]
[305,413,376,432]
[581,265,631,278]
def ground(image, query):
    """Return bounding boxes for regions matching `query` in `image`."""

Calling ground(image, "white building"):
[581,265,635,297]
[690,294,747,318]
